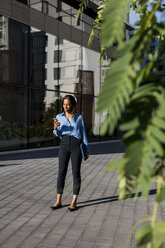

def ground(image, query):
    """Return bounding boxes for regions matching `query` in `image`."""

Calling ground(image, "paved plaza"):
[0,141,163,248]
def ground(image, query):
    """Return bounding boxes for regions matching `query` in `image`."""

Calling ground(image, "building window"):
[16,0,27,4]
[54,50,62,63]
[0,28,4,39]
[45,52,47,64]
[55,85,60,97]
[0,16,6,48]
[54,68,61,80]
[55,37,63,45]
[57,16,62,22]
[77,16,80,26]
[45,35,48,47]
[45,69,47,80]
[56,0,62,12]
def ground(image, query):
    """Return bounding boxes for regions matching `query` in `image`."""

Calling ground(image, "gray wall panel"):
[90,37,100,52]
[30,8,45,31]
[0,0,101,52]
[71,27,82,46]
[82,32,90,48]
[58,22,71,41]
[0,0,11,17]
[45,15,58,36]
[12,0,29,24]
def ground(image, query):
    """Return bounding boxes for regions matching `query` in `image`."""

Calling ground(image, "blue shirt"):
[53,112,90,153]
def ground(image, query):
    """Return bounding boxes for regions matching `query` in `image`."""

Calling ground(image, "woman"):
[51,95,89,211]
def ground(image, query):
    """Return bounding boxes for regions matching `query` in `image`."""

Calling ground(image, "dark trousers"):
[57,135,82,195]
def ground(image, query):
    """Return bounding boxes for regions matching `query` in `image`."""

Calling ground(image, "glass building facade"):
[0,0,133,151]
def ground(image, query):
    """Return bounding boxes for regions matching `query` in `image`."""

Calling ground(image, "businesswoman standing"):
[51,95,89,211]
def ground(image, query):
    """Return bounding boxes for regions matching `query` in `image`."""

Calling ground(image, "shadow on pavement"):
[0,163,21,167]
[78,195,119,209]
[89,140,126,155]
[0,140,125,161]
[77,189,157,209]
[0,147,59,161]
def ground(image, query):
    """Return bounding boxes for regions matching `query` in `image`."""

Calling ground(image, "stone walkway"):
[0,141,163,248]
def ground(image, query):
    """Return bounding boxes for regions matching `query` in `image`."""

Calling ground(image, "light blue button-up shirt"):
[53,112,90,153]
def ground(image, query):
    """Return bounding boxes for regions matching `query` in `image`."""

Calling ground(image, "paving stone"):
[0,141,163,248]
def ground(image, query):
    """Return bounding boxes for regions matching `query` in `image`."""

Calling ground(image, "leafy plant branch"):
[76,0,89,21]
[78,0,165,247]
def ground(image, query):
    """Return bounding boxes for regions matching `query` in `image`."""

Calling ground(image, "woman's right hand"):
[53,118,61,130]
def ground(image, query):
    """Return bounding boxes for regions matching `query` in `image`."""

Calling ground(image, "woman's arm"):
[81,116,90,153]
[53,117,61,137]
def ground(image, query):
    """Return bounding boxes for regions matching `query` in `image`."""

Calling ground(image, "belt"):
[62,135,72,137]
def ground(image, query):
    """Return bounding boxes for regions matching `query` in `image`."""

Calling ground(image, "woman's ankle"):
[53,201,61,206]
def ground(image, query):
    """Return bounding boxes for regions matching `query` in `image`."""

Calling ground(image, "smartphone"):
[53,118,60,125]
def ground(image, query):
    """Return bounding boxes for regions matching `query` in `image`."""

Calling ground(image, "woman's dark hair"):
[61,95,77,112]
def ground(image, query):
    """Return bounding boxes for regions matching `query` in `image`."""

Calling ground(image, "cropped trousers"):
[57,135,82,195]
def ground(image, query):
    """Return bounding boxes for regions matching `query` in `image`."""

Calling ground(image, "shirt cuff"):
[53,129,58,136]
[86,145,90,153]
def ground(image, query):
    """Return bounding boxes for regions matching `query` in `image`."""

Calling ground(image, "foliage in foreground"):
[78,0,165,247]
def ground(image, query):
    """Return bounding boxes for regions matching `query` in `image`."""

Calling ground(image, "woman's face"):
[63,99,72,113]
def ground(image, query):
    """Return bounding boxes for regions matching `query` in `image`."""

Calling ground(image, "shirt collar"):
[62,112,78,119]
[62,112,77,116]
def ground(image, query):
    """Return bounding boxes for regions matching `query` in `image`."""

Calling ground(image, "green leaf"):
[122,129,136,140]
[156,188,165,203]
[124,141,144,177]
[132,86,157,101]
[150,126,165,144]
[76,0,88,20]
[96,52,134,135]
[157,106,165,118]
[87,2,105,48]
[155,222,165,242]
[153,240,162,248]
[100,114,111,135]
[138,172,152,199]
[120,118,139,131]
[106,157,129,171]
[152,117,165,130]
[115,36,138,57]
[136,225,153,246]
[102,0,128,47]
[149,136,164,157]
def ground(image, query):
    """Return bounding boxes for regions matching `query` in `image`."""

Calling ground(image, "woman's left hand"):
[86,153,89,160]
